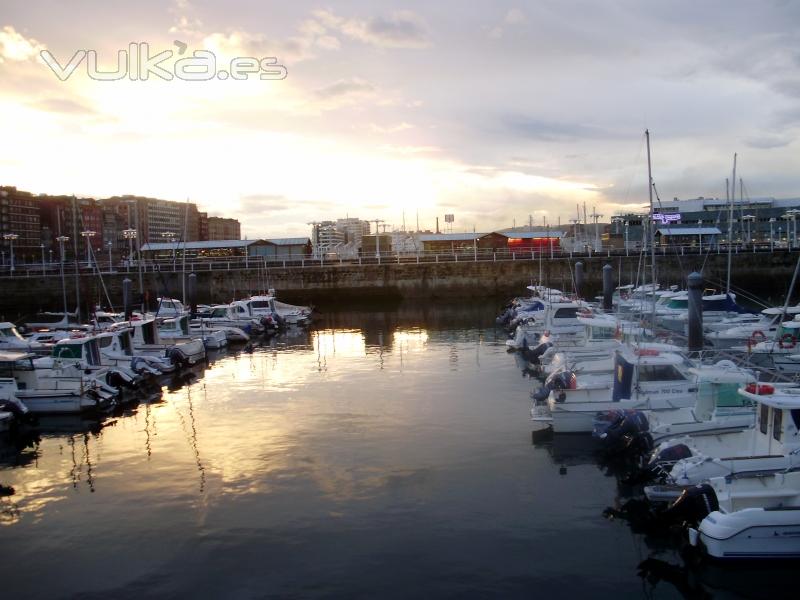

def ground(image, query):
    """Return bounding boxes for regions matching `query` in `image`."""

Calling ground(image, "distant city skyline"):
[2,1,799,238]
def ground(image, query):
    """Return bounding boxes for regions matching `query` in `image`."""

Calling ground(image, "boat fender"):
[745,382,774,395]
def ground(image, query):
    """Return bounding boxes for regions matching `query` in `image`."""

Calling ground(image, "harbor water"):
[0,302,795,598]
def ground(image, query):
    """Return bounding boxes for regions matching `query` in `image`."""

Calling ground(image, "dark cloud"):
[745,134,793,149]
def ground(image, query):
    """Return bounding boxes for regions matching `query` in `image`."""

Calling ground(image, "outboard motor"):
[531,369,576,403]
[0,397,30,420]
[521,341,552,365]
[660,483,719,526]
[593,409,652,455]
[644,443,694,482]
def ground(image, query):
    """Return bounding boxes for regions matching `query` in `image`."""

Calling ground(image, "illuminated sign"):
[653,213,680,224]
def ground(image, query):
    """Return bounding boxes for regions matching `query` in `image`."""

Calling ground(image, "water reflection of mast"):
[378,331,384,370]
[174,383,206,493]
[143,402,153,459]
[69,435,78,488]
[83,433,95,493]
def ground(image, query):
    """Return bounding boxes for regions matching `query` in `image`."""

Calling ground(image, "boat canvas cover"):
[702,293,745,313]
[612,352,634,401]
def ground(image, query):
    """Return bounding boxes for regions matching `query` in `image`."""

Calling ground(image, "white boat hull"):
[694,508,800,559]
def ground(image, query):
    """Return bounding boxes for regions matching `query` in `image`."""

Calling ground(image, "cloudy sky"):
[1,1,799,237]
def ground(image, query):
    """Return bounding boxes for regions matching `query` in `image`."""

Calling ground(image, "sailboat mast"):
[182,197,189,305]
[645,130,656,306]
[727,153,737,294]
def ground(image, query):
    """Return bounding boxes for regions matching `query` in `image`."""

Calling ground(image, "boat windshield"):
[0,357,35,373]
[250,301,271,309]
[0,327,24,340]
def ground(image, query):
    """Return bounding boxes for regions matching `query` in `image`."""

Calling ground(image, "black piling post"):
[122,278,132,321]
[688,271,703,353]
[602,264,613,311]
[575,261,584,299]
[188,272,197,318]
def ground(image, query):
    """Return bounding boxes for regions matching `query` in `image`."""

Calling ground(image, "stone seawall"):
[0,250,795,319]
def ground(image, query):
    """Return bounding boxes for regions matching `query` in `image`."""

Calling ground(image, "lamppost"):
[122,228,137,267]
[782,213,794,249]
[56,236,70,316]
[789,210,800,248]
[769,217,776,251]
[81,230,96,269]
[107,241,113,273]
[371,219,384,259]
[40,243,46,275]
[3,233,18,274]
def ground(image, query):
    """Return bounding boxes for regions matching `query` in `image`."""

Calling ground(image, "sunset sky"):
[1,1,799,238]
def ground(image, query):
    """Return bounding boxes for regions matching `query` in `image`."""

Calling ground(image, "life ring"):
[779,333,797,349]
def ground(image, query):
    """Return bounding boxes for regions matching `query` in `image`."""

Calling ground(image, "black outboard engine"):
[521,341,552,365]
[530,369,575,404]
[660,483,719,526]
[644,443,693,482]
[593,409,652,455]
[0,399,30,421]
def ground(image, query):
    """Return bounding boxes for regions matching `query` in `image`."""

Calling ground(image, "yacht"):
[531,347,701,433]
[644,384,800,497]
[0,322,49,354]
[0,350,116,413]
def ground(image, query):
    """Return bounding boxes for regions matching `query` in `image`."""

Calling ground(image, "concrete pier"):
[0,251,797,317]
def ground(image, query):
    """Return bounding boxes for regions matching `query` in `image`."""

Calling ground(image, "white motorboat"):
[114,316,206,368]
[644,384,800,495]
[506,300,589,350]
[643,362,758,442]
[195,304,263,336]
[23,312,87,331]
[95,329,172,375]
[33,335,139,391]
[159,314,227,350]
[537,317,650,375]
[0,351,115,413]
[687,471,800,559]
[247,295,311,326]
[0,322,50,355]
[736,318,800,373]
[531,347,701,433]
[659,292,745,333]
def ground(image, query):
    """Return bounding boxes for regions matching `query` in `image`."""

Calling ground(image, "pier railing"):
[0,243,792,278]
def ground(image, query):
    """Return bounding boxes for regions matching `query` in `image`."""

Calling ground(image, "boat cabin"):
[739,387,800,456]
[50,336,103,367]
[612,349,693,401]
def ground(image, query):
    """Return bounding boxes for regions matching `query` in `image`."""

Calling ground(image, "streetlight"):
[107,241,113,273]
[3,233,18,274]
[40,243,45,275]
[371,219,384,259]
[782,213,794,249]
[81,230,96,269]
[624,220,629,256]
[122,228,137,267]
[56,236,70,316]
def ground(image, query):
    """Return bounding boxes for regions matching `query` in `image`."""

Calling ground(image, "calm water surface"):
[0,303,791,598]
